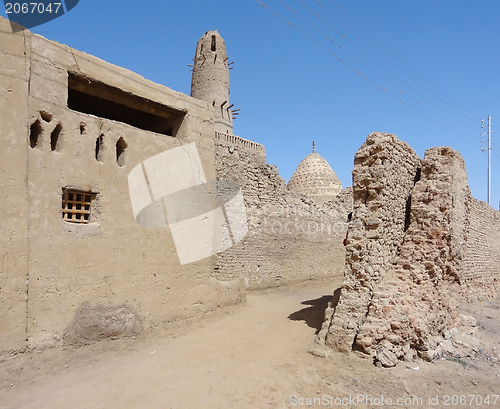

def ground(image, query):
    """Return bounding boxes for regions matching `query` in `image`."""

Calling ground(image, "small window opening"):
[80,123,86,135]
[40,111,52,122]
[67,72,185,137]
[95,134,104,162]
[211,35,216,51]
[30,119,42,149]
[404,196,412,232]
[62,188,95,224]
[116,137,127,167]
[50,123,63,152]
[414,167,421,185]
[200,43,203,54]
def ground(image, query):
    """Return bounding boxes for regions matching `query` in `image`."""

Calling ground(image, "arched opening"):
[116,137,127,167]
[51,123,63,151]
[30,119,42,149]
[95,134,104,162]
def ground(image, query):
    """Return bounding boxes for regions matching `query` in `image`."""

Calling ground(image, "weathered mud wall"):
[317,133,500,363]
[0,19,30,354]
[0,17,246,355]
[462,197,500,300]
[214,132,352,289]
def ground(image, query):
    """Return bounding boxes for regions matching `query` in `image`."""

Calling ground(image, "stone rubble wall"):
[352,147,467,361]
[318,132,421,352]
[317,133,500,363]
[214,137,352,289]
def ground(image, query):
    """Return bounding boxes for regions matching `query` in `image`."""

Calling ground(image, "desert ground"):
[1,274,499,409]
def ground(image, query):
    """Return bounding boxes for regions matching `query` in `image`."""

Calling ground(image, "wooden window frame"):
[62,189,95,224]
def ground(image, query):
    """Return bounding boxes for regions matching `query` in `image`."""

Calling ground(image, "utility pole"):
[481,116,492,205]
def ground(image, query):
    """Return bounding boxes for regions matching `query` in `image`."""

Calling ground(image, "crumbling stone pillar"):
[317,132,421,352]
[316,138,489,364]
[354,147,468,361]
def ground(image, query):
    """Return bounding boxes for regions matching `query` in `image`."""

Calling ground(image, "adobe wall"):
[462,196,500,300]
[0,18,245,355]
[316,133,500,363]
[214,132,352,289]
[0,21,30,353]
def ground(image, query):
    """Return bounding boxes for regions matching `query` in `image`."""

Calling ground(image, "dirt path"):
[1,277,499,409]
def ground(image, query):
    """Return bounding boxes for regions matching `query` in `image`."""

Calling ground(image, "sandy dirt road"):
[1,276,499,409]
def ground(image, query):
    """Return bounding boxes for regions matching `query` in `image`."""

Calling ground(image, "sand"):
[1,275,499,409]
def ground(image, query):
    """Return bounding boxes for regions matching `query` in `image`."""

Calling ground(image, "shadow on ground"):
[288,287,341,334]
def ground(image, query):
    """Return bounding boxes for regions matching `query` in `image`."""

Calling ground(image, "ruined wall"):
[352,147,468,362]
[214,132,352,290]
[318,132,421,352]
[0,17,247,355]
[317,134,500,364]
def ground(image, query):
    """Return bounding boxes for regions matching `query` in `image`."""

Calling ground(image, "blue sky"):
[4,0,500,208]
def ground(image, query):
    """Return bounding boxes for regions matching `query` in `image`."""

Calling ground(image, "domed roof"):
[287,152,342,199]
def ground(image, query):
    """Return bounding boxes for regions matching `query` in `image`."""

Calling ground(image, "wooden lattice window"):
[62,189,95,223]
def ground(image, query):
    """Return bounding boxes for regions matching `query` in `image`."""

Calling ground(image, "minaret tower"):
[191,30,233,134]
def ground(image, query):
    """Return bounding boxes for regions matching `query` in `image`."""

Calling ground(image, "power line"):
[288,0,481,139]
[327,0,483,124]
[490,156,500,175]
[491,146,500,162]
[490,139,500,164]
[257,0,481,147]
[313,0,482,134]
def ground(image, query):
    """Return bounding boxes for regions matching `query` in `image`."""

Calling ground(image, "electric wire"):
[489,139,500,164]
[256,0,481,147]
[289,0,481,139]
[327,0,483,124]
[313,0,481,134]
[491,159,500,175]
[491,147,500,163]
[484,138,500,176]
